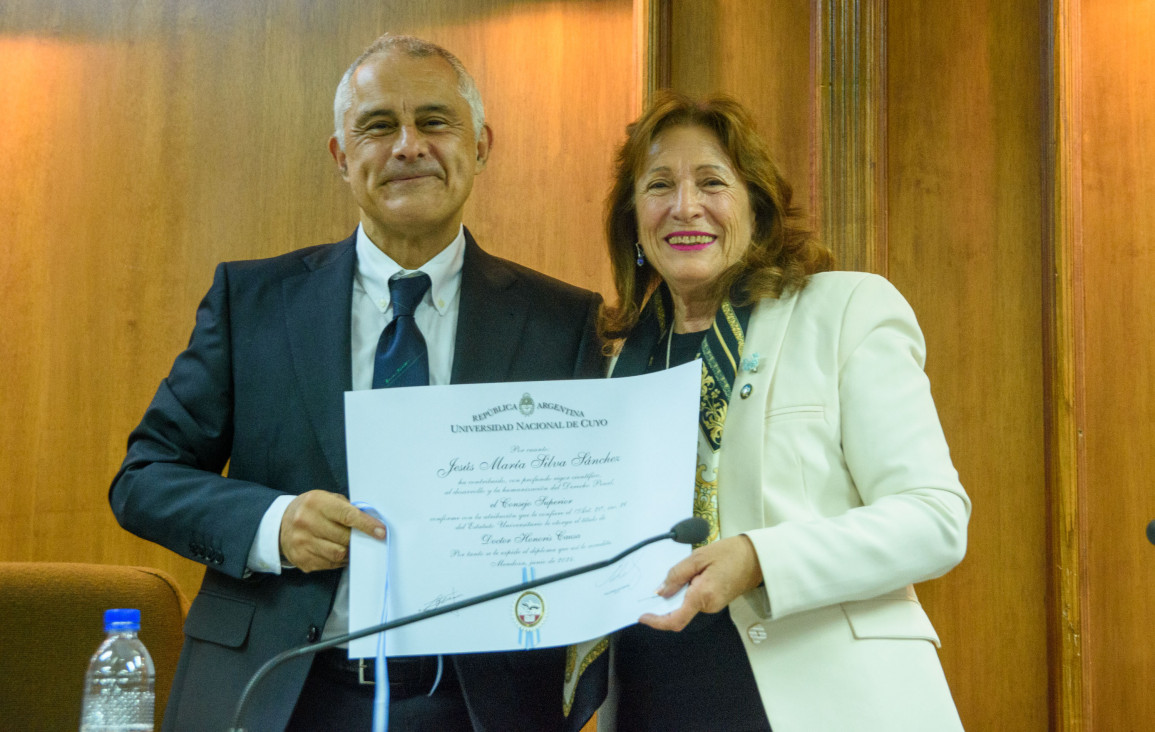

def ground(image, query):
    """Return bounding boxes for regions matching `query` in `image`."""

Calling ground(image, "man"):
[110,34,602,731]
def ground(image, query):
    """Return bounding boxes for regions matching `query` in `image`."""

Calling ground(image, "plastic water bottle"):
[80,608,156,731]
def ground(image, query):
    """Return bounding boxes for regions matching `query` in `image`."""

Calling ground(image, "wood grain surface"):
[886,3,1048,728]
[1080,1,1155,728]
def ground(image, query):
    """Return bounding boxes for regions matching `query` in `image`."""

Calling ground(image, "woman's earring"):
[635,242,646,267]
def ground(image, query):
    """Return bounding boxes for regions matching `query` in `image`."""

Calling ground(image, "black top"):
[644,329,707,375]
[614,329,772,731]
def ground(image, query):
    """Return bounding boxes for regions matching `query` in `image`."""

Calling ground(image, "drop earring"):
[635,242,645,267]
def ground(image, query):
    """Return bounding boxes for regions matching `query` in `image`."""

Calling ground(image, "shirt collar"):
[354,224,465,315]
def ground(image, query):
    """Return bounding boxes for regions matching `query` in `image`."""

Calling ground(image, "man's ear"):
[328,136,349,178]
[474,125,493,172]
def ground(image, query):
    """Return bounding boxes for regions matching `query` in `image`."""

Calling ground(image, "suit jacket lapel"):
[282,236,356,493]
[451,229,528,385]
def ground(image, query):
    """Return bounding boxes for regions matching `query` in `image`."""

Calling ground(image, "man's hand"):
[639,534,763,632]
[279,490,387,573]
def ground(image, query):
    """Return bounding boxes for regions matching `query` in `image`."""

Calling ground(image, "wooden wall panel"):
[0,0,634,602]
[814,0,888,273]
[887,2,1047,728]
[1080,1,1155,728]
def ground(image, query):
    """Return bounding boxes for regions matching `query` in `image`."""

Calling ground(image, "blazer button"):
[306,625,321,643]
[747,623,767,644]
[739,384,753,399]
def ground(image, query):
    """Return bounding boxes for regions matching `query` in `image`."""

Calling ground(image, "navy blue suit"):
[110,230,603,731]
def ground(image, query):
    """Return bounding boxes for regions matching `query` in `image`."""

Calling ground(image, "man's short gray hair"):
[332,34,485,150]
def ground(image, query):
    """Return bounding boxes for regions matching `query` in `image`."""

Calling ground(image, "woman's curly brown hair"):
[601,91,834,340]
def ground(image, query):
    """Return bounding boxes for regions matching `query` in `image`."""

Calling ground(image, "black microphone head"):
[1147,519,1155,546]
[671,517,709,545]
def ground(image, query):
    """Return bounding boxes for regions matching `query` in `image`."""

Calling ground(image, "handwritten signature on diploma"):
[420,590,465,612]
[595,557,641,596]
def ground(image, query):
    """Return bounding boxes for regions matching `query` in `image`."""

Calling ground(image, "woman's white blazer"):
[606,271,971,731]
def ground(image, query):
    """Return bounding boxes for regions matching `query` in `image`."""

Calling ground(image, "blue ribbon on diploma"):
[353,501,444,732]
[353,502,391,732]
[519,566,542,650]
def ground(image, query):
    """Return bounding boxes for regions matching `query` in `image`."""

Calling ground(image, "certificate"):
[345,361,700,657]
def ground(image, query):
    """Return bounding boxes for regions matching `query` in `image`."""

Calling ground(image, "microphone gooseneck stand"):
[228,516,709,731]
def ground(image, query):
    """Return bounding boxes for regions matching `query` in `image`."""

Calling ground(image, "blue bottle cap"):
[103,608,141,631]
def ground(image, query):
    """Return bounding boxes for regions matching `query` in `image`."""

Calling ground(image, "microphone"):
[672,515,709,544]
[229,516,707,730]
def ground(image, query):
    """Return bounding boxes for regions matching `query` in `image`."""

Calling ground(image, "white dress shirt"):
[245,224,465,641]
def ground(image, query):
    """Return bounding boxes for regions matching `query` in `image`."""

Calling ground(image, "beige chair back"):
[0,562,188,730]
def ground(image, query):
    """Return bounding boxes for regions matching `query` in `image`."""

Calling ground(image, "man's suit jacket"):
[604,272,970,731]
[110,230,603,732]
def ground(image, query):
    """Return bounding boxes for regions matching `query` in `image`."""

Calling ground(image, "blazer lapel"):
[282,236,356,493]
[451,230,528,385]
[717,292,799,537]
[608,320,659,378]
[607,288,667,378]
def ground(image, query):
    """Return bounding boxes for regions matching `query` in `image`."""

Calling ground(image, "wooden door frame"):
[1043,0,1088,728]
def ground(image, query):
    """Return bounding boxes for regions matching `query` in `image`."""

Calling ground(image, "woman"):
[573,93,970,730]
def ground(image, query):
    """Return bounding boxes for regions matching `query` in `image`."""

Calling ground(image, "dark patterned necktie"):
[372,273,431,388]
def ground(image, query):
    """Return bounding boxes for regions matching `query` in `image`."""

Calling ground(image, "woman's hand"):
[639,534,764,631]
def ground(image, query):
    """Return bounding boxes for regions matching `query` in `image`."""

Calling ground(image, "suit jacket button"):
[740,384,753,399]
[747,623,767,644]
[306,625,321,643]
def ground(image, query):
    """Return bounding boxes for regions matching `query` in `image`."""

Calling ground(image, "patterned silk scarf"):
[562,286,751,724]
